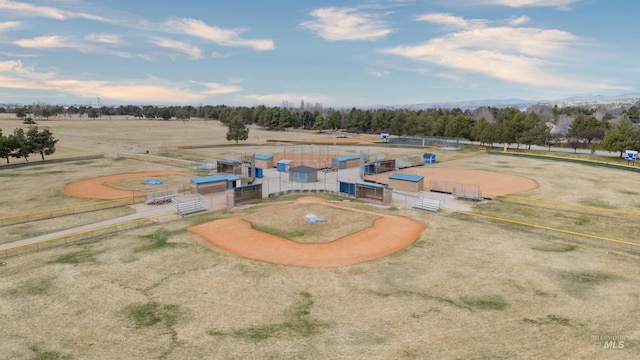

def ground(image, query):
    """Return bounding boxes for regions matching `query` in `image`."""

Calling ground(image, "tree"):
[326,111,343,130]
[143,106,157,119]
[300,111,315,129]
[28,127,58,160]
[313,114,329,131]
[225,116,249,144]
[176,108,191,122]
[601,119,639,157]
[568,113,606,143]
[0,129,17,164]
[15,107,28,119]
[87,107,100,119]
[10,128,31,162]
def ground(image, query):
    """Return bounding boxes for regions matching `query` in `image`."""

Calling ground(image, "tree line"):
[0,127,58,164]
[3,103,639,156]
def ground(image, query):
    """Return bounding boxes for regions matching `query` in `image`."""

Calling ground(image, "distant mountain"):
[378,93,640,111]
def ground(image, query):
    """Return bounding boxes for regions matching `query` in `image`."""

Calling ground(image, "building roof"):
[389,173,424,182]
[217,159,242,165]
[289,165,318,173]
[254,154,273,160]
[191,174,240,184]
[333,154,360,161]
[277,159,293,164]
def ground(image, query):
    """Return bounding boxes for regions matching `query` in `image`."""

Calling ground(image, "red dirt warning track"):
[189,197,426,268]
[64,171,188,199]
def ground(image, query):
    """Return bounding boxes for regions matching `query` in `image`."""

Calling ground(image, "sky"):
[0,0,638,108]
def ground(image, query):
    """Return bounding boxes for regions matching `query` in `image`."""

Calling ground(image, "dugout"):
[332,154,361,170]
[190,174,240,195]
[277,159,293,172]
[388,173,424,193]
[423,153,437,164]
[231,183,263,205]
[289,166,318,183]
[364,159,396,175]
[339,180,392,204]
[254,154,274,168]
[217,159,242,175]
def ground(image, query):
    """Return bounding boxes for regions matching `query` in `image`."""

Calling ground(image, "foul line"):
[449,209,640,248]
[483,193,640,218]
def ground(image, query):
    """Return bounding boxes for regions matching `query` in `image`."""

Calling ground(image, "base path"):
[64,171,190,199]
[189,197,426,268]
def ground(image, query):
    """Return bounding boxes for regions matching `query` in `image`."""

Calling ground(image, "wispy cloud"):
[15,35,149,60]
[15,35,88,50]
[163,18,274,51]
[414,13,485,29]
[0,20,21,31]
[85,33,123,45]
[0,0,112,22]
[509,15,530,25]
[0,60,240,102]
[300,7,393,41]
[150,37,203,60]
[381,14,619,92]
[474,0,581,9]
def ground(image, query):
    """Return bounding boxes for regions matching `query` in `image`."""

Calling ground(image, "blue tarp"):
[143,179,165,185]
[306,217,326,224]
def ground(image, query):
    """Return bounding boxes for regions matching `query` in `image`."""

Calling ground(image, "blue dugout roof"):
[254,154,273,160]
[191,174,240,184]
[333,154,360,161]
[389,173,424,182]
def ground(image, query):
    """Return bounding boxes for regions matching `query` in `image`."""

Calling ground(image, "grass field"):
[0,116,639,359]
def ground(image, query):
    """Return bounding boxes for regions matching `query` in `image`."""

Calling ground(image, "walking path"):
[0,205,176,252]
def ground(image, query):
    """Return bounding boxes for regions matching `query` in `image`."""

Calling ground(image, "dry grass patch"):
[245,203,380,243]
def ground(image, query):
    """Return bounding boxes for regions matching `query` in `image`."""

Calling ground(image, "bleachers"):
[146,188,178,205]
[172,195,207,216]
[412,198,441,212]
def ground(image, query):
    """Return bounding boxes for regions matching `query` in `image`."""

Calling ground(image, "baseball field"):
[0,115,638,359]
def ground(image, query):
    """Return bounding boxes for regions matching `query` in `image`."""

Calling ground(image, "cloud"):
[380,15,620,92]
[414,13,485,29]
[14,35,85,50]
[151,37,203,60]
[85,33,122,45]
[473,0,580,9]
[0,0,111,22]
[164,18,274,51]
[509,15,530,25]
[0,20,21,31]
[14,35,149,60]
[300,7,393,41]
[0,59,241,102]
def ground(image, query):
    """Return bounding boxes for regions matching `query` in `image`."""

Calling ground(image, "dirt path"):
[189,197,426,268]
[63,171,190,199]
